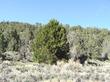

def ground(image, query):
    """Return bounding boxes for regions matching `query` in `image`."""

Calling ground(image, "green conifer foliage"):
[32,19,69,64]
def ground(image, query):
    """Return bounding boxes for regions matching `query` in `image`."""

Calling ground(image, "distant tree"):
[0,32,6,52]
[7,29,21,51]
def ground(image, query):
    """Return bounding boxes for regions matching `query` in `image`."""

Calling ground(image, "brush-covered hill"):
[0,20,110,63]
[0,20,110,82]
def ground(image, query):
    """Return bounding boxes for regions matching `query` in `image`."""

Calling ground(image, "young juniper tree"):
[32,19,69,64]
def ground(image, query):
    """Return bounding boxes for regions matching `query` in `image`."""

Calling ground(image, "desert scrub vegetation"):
[0,60,110,82]
[0,19,110,81]
[67,26,110,62]
[0,20,110,63]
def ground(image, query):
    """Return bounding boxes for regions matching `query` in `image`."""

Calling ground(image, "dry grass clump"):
[0,60,110,82]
